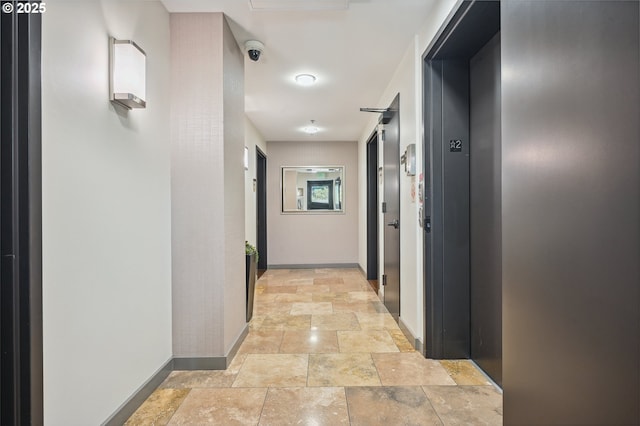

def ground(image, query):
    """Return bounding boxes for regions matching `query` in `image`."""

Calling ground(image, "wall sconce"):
[109,37,146,110]
[244,146,249,170]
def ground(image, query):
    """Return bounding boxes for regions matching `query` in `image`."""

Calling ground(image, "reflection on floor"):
[126,268,502,425]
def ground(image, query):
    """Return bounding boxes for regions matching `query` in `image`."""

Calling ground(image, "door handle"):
[387,219,399,229]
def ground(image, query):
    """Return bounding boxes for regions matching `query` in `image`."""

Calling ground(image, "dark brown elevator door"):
[470,32,502,386]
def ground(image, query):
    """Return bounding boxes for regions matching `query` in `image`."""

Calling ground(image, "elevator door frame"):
[422,0,500,361]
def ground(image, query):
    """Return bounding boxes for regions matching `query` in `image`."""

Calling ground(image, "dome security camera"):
[245,40,264,62]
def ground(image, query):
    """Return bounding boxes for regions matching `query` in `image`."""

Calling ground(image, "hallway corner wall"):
[221,16,248,351]
[388,40,420,336]
[170,13,247,359]
[41,2,172,424]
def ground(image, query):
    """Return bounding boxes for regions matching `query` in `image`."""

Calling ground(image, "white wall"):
[42,1,172,424]
[267,141,358,266]
[357,0,459,346]
[245,117,267,247]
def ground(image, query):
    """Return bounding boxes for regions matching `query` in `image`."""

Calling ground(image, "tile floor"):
[126,268,503,425]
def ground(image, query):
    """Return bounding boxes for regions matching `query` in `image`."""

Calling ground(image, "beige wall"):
[42,1,172,424]
[267,141,358,266]
[170,13,246,358]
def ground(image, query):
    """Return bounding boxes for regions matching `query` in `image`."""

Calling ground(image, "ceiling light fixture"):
[295,74,316,86]
[303,120,319,134]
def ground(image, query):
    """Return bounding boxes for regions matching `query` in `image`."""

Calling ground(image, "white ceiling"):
[161,0,438,142]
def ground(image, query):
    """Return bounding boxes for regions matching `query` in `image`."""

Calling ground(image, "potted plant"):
[245,241,259,322]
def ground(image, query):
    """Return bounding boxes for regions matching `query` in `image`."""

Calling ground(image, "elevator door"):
[423,0,500,364]
[470,32,502,386]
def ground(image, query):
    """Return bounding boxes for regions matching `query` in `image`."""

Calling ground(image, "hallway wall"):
[356,0,459,347]
[41,1,172,424]
[267,141,358,266]
[245,117,267,247]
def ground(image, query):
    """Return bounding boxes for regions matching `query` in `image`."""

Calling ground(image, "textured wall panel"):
[171,13,245,357]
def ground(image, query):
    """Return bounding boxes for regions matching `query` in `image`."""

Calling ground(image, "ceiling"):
[160,0,438,142]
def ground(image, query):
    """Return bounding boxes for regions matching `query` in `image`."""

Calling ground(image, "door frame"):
[255,147,267,271]
[0,7,44,425]
[421,0,500,360]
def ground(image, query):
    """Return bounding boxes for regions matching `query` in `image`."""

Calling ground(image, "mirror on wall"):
[281,166,344,213]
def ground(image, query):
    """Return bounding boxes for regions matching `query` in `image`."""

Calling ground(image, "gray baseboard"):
[173,357,226,370]
[398,317,423,352]
[103,324,249,424]
[225,324,249,368]
[357,264,366,277]
[173,324,248,370]
[102,357,173,426]
[268,263,359,269]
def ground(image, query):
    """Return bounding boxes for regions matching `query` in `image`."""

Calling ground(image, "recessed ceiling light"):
[303,120,319,134]
[295,74,317,86]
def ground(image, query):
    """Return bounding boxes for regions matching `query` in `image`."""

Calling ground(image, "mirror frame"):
[280,166,345,214]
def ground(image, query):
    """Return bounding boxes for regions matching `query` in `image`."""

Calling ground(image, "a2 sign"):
[449,139,463,152]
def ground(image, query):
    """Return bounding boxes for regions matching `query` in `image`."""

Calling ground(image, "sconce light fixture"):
[109,37,146,110]
[244,146,249,170]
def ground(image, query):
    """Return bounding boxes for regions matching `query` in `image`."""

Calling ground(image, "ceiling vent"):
[249,0,349,11]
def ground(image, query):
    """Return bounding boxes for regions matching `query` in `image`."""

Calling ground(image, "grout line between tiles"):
[370,353,384,387]
[255,387,269,426]
[420,386,446,426]
[343,386,352,425]
[164,388,192,426]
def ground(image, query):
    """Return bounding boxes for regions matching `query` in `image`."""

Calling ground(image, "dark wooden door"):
[256,148,267,270]
[382,94,400,319]
[366,131,378,281]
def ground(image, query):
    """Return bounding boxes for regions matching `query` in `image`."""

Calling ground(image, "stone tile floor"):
[126,268,502,425]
